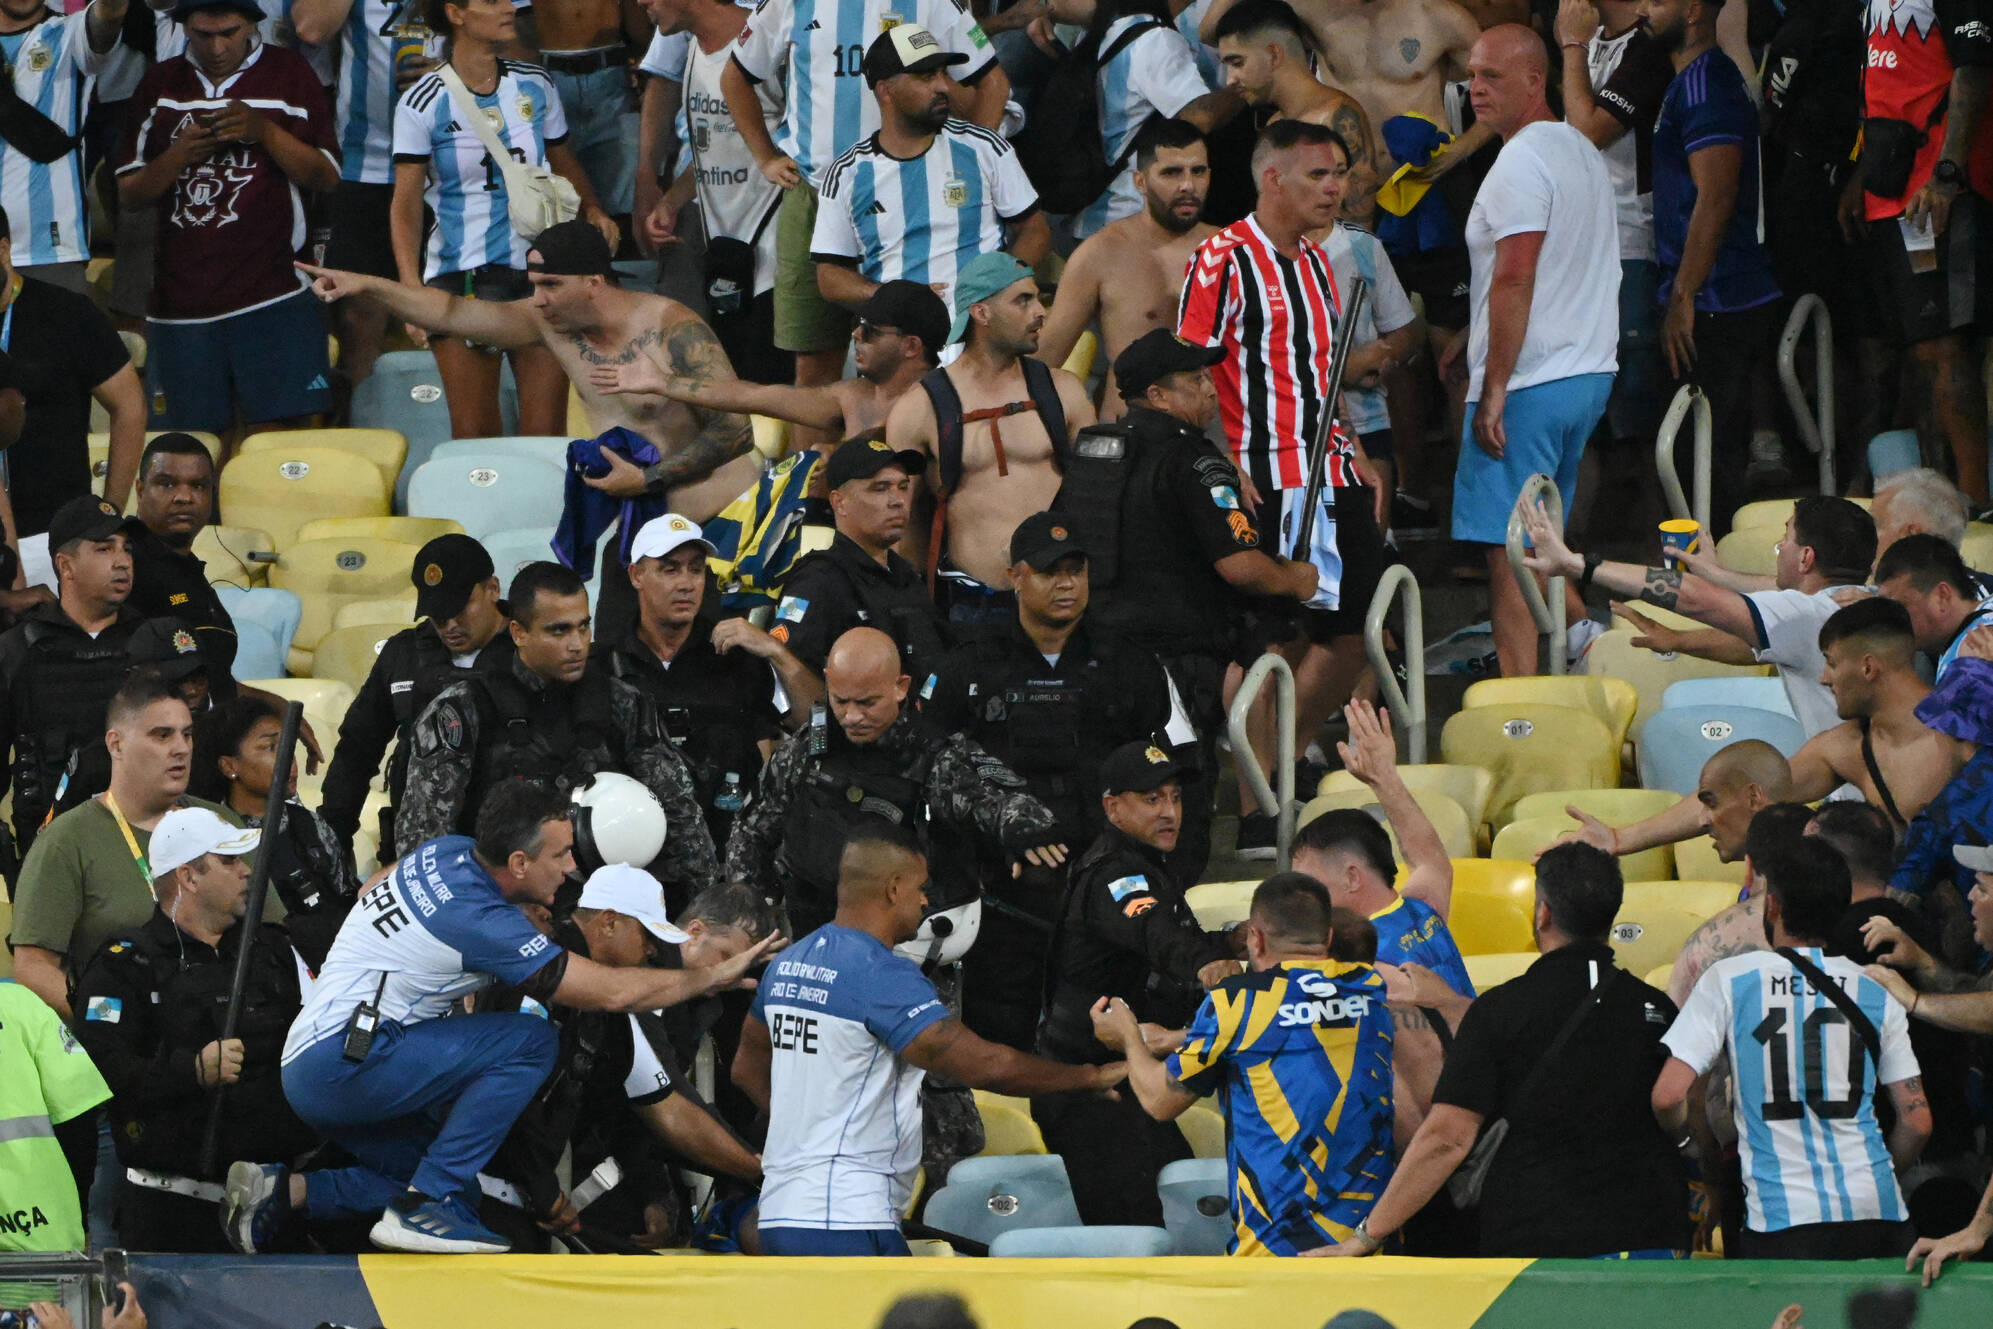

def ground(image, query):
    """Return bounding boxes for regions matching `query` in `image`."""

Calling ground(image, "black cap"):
[1008,511,1087,570]
[1100,740,1188,795]
[862,23,969,86]
[170,0,264,19]
[1114,328,1224,400]
[855,280,950,358]
[824,437,928,489]
[527,220,615,276]
[47,495,140,551]
[412,533,495,621]
[127,616,207,681]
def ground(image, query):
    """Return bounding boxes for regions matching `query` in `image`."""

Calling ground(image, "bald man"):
[725,628,1062,1036]
[734,824,1125,1256]
[1558,737,1792,867]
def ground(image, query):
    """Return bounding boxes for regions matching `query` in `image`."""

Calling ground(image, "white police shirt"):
[283,835,559,1063]
[752,923,947,1232]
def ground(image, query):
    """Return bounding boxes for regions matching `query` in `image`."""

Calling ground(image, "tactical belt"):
[125,1167,224,1203]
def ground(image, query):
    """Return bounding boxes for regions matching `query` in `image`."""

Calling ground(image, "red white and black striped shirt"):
[1175,214,1356,494]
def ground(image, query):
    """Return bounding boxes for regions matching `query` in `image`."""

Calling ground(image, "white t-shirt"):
[1744,585,1856,738]
[1663,948,1918,1233]
[1464,120,1620,401]
[1321,222,1416,436]
[1073,15,1212,237]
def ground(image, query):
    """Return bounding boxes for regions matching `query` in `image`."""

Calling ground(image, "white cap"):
[1954,844,1993,873]
[629,514,717,564]
[577,863,690,943]
[149,807,260,879]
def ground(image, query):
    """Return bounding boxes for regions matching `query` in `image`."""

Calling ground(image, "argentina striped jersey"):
[0,8,107,267]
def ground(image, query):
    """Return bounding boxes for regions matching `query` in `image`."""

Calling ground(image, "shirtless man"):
[1036,118,1216,419]
[590,281,949,450]
[298,221,757,523]
[519,0,648,216]
[884,251,1094,607]
[1213,0,1378,226]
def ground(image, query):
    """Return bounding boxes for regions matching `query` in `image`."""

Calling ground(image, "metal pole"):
[1225,653,1296,873]
[1364,564,1426,762]
[1654,384,1713,534]
[1292,282,1370,558]
[1778,294,1836,496]
[199,699,303,1176]
[1505,474,1568,675]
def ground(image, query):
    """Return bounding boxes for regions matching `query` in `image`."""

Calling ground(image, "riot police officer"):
[595,514,820,848]
[921,512,1174,1049]
[320,533,515,864]
[1053,331,1318,880]
[395,561,720,897]
[1036,741,1242,1228]
[71,809,318,1252]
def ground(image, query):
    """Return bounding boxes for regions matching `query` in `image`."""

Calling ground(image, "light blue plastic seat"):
[1636,706,1808,796]
[1156,1158,1231,1255]
[481,526,558,581]
[1660,676,1797,722]
[216,586,302,671]
[406,456,566,541]
[922,1175,1082,1250]
[944,1154,1071,1191]
[430,436,572,469]
[229,615,287,681]
[987,1225,1173,1257]
[357,351,523,508]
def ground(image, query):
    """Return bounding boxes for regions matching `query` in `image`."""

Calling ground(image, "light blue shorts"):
[1451,372,1615,545]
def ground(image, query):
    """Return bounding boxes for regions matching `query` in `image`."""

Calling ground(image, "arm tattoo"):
[567,326,664,366]
[641,320,754,490]
[1639,565,1683,611]
[1331,102,1376,219]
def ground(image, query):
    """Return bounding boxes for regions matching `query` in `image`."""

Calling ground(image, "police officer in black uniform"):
[595,514,820,848]
[0,495,147,864]
[1054,330,1320,882]
[71,808,318,1252]
[922,512,1174,1049]
[395,560,720,895]
[319,533,514,864]
[770,439,949,683]
[124,433,239,698]
[1035,740,1242,1228]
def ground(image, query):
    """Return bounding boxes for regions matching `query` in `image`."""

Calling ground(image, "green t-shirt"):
[6,796,272,969]
[0,979,111,1251]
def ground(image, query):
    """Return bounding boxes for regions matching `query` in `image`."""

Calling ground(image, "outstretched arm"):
[1088,997,1200,1120]
[1338,700,1451,916]
[1518,495,1761,644]
[589,352,848,431]
[903,1016,1126,1096]
[298,262,541,348]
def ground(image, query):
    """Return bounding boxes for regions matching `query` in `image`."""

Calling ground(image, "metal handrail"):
[1656,383,1713,534]
[1364,564,1427,762]
[1778,293,1836,496]
[1506,473,1568,675]
[1226,652,1297,873]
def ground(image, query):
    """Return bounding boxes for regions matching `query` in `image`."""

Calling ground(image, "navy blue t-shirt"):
[1652,49,1782,313]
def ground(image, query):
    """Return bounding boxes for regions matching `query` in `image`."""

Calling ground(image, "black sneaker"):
[1235,810,1278,860]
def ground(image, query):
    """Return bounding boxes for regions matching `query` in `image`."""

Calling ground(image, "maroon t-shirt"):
[115,44,337,321]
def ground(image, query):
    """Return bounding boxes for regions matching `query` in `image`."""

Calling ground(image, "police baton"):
[199,699,305,1176]
[1291,278,1370,562]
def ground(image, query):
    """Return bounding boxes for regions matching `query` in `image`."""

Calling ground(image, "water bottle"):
[715,773,745,812]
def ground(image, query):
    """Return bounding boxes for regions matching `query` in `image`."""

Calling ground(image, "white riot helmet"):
[570,772,666,872]
[893,879,983,969]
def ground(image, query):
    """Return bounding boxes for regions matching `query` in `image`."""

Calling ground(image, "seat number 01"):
[770,1012,819,1053]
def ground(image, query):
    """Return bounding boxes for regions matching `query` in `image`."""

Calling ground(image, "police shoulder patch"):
[1106,874,1149,901]
[1124,898,1156,918]
[434,701,466,752]
[776,595,809,623]
[84,996,123,1023]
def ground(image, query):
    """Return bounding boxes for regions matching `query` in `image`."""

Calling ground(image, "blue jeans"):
[1607,259,1666,441]
[548,64,635,215]
[282,1013,557,1220]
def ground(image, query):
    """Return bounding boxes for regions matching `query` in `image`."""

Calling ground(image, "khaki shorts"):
[774,181,855,354]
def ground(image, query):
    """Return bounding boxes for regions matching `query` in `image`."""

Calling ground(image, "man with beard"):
[1037,119,1219,420]
[811,26,1050,313]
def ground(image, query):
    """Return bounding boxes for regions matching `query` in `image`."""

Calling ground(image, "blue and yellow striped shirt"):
[1167,960,1395,1255]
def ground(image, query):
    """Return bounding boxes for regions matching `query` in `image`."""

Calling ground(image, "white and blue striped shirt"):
[336,0,435,185]
[1072,14,1210,239]
[730,0,997,188]
[811,118,1036,309]
[0,6,108,267]
[1664,948,1918,1234]
[392,60,567,279]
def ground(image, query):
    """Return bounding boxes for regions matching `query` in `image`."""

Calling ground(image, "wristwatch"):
[1934,158,1966,189]
[1353,1217,1382,1250]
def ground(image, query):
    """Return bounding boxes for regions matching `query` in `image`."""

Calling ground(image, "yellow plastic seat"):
[311,622,399,692]
[1185,879,1257,930]
[241,428,407,497]
[1442,858,1536,916]
[1962,522,1993,570]
[1061,330,1098,381]
[1464,675,1639,754]
[1675,834,1746,885]
[296,516,464,546]
[1645,962,1675,990]
[1439,703,1619,830]
[333,595,418,631]
[1584,630,1772,747]
[240,677,358,750]
[1609,902,1710,977]
[1715,525,1780,576]
[908,1239,957,1257]
[268,537,422,673]
[1463,950,1539,992]
[751,414,791,462]
[89,430,221,502]
[1178,1102,1224,1159]
[972,1090,1047,1156]
[1447,891,1535,956]
[1319,763,1496,849]
[1492,815,1674,883]
[797,523,835,558]
[1732,497,1870,532]
[191,524,277,589]
[1624,879,1741,922]
[220,447,391,549]
[566,383,592,437]
[1297,787,1474,861]
[1511,787,1682,825]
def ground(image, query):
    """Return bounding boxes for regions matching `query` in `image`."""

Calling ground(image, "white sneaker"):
[1566,617,1604,670]
[370,1195,510,1254]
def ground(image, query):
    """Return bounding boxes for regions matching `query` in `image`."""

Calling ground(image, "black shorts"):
[324,180,398,280]
[1359,427,1395,469]
[1244,482,1389,645]
[425,265,533,301]
[1393,245,1470,331]
[1863,190,1993,345]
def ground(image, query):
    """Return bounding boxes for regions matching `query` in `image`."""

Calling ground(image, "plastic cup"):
[1659,519,1701,567]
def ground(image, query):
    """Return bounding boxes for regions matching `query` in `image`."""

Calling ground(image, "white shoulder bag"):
[437,63,580,240]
